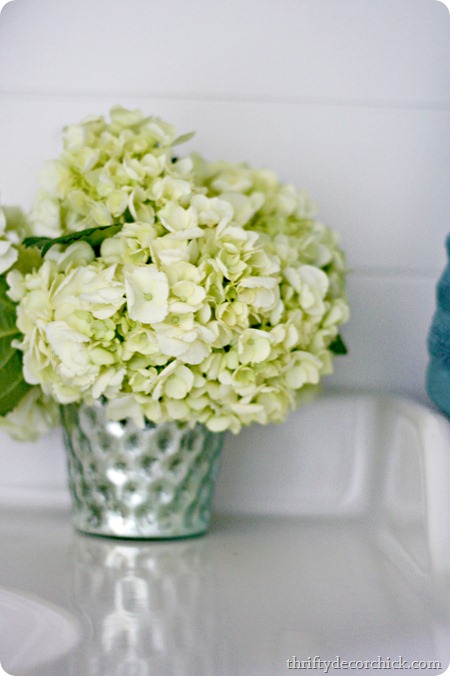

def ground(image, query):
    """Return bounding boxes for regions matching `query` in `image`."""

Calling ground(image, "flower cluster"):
[1,106,349,436]
[29,106,194,237]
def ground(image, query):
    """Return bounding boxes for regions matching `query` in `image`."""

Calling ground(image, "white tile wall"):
[0,0,448,494]
[1,0,449,106]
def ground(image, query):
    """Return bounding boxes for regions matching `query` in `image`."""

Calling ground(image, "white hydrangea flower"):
[45,321,94,381]
[37,160,72,198]
[284,352,322,389]
[236,276,279,311]
[150,234,193,267]
[51,266,122,321]
[283,265,329,317]
[159,202,203,239]
[153,316,211,365]
[0,387,59,442]
[217,191,264,226]
[0,206,28,274]
[190,194,233,229]
[152,362,195,400]
[29,194,61,236]
[5,106,349,436]
[125,266,169,323]
[216,300,249,330]
[0,238,18,275]
[238,329,272,365]
[106,394,146,428]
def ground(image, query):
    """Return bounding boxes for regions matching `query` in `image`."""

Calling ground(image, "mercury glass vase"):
[60,400,224,539]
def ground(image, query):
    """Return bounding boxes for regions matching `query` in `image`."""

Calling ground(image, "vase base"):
[71,511,213,540]
[73,523,210,541]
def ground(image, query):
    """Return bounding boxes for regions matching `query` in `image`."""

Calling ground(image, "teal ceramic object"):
[61,400,224,539]
[427,234,450,418]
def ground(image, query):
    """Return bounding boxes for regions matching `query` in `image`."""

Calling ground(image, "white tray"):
[0,392,449,675]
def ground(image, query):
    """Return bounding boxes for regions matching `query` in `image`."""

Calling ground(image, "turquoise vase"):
[427,234,450,418]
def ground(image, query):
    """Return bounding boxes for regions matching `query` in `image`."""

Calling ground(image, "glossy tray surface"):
[0,393,448,675]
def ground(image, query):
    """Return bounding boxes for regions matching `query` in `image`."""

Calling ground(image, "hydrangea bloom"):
[5,107,350,435]
[29,106,194,237]
[0,388,59,442]
[0,206,30,274]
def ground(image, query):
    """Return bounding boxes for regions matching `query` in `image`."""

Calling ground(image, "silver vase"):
[60,400,224,539]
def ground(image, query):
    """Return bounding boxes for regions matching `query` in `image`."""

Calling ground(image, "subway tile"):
[1,97,448,273]
[0,0,449,106]
[329,274,438,397]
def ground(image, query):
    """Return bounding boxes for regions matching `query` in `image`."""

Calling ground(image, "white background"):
[0,0,449,497]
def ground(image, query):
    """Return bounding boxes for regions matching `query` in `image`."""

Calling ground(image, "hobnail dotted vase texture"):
[60,400,224,539]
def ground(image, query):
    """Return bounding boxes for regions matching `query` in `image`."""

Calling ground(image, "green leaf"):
[329,334,348,355]
[173,131,195,146]
[0,366,31,417]
[0,276,31,416]
[23,223,124,257]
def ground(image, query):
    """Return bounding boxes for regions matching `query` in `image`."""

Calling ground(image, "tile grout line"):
[349,269,441,282]
[1,90,450,113]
